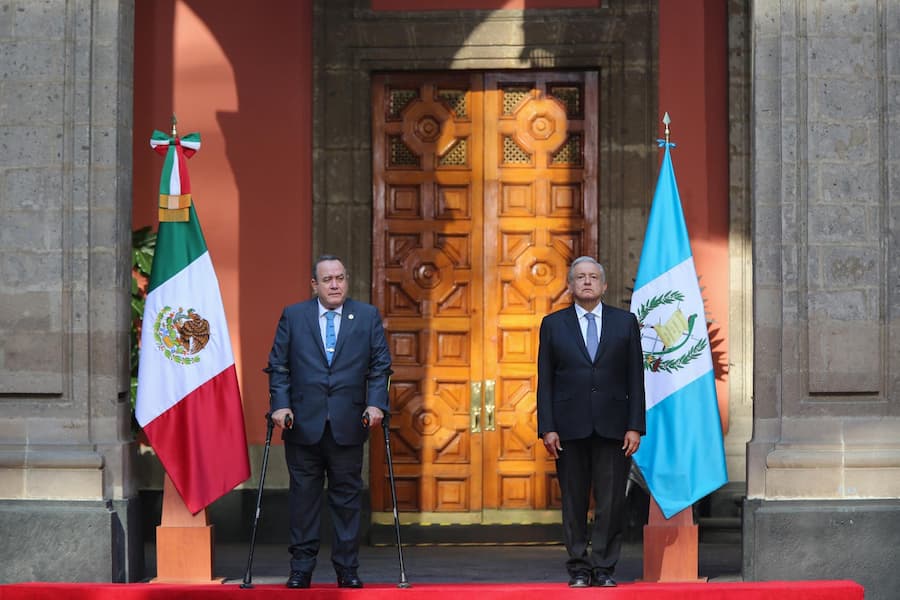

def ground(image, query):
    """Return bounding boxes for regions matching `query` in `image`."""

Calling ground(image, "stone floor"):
[144,540,743,586]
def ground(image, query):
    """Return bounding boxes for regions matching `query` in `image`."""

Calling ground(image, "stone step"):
[698,516,742,544]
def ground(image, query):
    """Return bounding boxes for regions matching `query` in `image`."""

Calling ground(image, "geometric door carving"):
[371,71,598,522]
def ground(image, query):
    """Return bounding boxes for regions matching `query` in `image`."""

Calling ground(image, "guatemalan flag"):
[630,135,727,519]
[136,130,250,514]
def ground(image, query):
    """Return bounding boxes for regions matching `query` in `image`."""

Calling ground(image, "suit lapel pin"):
[348,314,354,320]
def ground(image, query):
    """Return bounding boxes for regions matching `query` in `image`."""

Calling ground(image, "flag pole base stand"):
[151,474,223,584]
[640,498,707,583]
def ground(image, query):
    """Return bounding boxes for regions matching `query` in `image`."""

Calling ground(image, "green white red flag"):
[136,130,249,514]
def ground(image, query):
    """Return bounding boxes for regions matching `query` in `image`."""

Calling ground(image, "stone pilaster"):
[0,0,141,582]
[745,2,900,598]
[726,0,754,493]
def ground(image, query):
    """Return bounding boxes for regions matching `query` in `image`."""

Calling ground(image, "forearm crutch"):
[241,411,291,589]
[382,412,411,588]
[364,408,411,588]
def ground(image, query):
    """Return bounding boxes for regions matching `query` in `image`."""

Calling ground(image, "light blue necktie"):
[325,311,337,365]
[585,312,598,361]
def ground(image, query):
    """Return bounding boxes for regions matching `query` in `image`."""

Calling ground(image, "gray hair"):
[567,256,606,283]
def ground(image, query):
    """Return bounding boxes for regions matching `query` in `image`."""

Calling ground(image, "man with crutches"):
[243,382,411,589]
[266,255,392,589]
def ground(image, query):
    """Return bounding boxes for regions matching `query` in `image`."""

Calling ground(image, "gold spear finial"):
[171,114,178,137]
[662,112,671,144]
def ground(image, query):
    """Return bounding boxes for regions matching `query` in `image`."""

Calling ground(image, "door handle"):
[470,381,482,433]
[484,379,495,431]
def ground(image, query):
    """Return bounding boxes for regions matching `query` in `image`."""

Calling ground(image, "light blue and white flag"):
[630,138,727,519]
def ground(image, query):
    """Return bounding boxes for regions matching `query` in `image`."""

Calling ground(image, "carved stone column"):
[745,2,900,598]
[0,0,141,582]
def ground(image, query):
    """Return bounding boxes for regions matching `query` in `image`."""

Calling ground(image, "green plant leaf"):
[135,251,154,275]
[131,297,145,318]
[131,226,157,423]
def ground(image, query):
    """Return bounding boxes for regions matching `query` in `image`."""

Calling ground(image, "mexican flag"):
[135,131,249,514]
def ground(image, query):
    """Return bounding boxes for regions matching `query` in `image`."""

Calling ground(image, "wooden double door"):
[370,71,598,523]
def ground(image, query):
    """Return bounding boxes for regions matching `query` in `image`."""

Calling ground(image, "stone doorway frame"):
[309,0,753,506]
[310,0,660,307]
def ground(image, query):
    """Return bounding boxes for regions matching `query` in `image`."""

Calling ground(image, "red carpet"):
[0,581,863,600]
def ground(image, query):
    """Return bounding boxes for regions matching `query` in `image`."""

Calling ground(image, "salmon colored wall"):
[133,0,730,445]
[659,0,730,428]
[133,0,312,445]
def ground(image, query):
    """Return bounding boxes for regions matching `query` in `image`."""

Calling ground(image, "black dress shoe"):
[592,573,617,587]
[336,571,364,588]
[568,573,591,588]
[286,571,311,588]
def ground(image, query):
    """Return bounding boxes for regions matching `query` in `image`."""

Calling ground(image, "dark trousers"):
[556,434,631,577]
[284,422,364,575]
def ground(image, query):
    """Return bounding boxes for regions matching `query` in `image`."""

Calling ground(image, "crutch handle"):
[362,410,391,429]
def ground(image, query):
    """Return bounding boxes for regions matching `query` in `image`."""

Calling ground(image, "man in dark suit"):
[537,256,645,588]
[267,254,392,589]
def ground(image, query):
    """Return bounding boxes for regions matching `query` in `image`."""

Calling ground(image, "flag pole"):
[140,116,248,583]
[663,111,671,144]
[152,114,220,583]
[639,113,705,583]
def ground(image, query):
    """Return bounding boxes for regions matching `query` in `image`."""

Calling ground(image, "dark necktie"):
[585,312,598,361]
[325,311,337,365]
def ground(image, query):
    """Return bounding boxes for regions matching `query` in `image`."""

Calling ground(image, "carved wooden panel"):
[372,71,597,519]
[495,376,538,461]
[482,72,597,511]
[372,73,485,513]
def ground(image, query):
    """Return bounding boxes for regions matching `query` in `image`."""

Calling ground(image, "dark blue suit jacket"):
[536,303,645,442]
[267,298,392,446]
